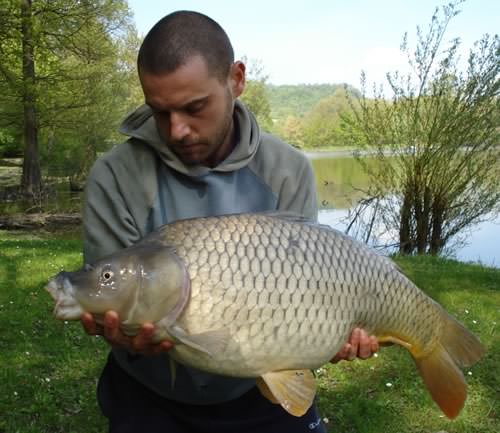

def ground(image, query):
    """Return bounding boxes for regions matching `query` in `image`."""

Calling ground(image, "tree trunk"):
[430,198,445,255]
[399,191,413,255]
[416,185,432,254]
[20,0,42,195]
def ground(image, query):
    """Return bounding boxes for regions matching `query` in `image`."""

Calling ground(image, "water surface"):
[310,153,500,268]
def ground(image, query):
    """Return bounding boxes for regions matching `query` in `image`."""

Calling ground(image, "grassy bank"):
[0,232,498,432]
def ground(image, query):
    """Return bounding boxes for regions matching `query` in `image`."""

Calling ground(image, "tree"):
[279,115,304,148]
[301,88,352,148]
[342,0,500,255]
[20,0,41,195]
[0,0,136,194]
[0,0,23,156]
[239,57,273,131]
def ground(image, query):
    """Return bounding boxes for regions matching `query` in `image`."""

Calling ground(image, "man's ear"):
[229,61,246,98]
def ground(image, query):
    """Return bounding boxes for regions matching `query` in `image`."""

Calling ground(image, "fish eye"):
[102,270,114,280]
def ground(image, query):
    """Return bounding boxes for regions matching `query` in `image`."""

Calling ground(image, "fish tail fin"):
[412,312,485,419]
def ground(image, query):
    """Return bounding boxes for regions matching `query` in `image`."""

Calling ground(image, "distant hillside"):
[266,83,361,120]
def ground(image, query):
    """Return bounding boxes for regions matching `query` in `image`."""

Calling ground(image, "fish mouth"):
[46,274,83,320]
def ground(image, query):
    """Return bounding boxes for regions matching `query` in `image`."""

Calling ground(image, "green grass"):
[0,231,107,432]
[0,232,498,432]
[317,256,500,432]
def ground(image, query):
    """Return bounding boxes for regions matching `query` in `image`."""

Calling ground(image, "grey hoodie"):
[82,100,318,404]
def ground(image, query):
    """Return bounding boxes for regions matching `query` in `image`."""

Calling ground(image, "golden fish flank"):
[46,213,485,418]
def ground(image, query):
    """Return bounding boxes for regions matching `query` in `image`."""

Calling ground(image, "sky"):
[127,0,499,88]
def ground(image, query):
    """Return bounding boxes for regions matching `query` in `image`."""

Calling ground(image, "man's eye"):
[186,103,204,114]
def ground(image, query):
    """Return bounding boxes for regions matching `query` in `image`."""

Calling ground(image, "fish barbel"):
[46,213,484,418]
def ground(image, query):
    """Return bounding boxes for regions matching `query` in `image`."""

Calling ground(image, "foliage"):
[239,57,273,131]
[267,83,360,120]
[0,232,498,432]
[301,88,353,148]
[0,0,141,188]
[0,129,18,157]
[269,84,359,148]
[342,0,500,255]
[278,115,305,148]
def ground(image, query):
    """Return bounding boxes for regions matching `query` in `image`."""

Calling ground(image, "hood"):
[118,100,261,177]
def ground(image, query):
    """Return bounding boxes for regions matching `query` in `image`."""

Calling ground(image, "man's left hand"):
[330,328,379,363]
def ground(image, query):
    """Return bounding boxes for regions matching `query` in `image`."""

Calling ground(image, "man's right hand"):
[81,311,174,356]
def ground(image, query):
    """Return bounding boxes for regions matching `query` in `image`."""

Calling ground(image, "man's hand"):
[81,311,173,356]
[330,328,379,363]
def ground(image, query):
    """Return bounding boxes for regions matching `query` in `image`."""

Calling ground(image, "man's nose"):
[169,112,190,141]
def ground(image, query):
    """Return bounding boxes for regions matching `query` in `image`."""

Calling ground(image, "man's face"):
[139,56,245,167]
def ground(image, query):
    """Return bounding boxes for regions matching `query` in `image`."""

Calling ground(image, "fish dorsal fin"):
[260,211,314,223]
[257,370,316,417]
[259,211,338,232]
[167,325,231,357]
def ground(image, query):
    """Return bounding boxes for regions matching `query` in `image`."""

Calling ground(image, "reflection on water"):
[312,155,377,209]
[311,153,500,268]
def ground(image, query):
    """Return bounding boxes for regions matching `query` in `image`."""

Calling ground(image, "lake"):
[309,152,500,268]
[1,154,499,267]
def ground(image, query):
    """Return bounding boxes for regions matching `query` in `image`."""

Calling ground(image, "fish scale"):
[177,216,443,366]
[46,212,484,418]
[168,215,385,373]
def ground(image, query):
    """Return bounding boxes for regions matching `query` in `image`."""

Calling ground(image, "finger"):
[103,311,121,343]
[358,330,372,359]
[330,343,350,363]
[337,344,350,359]
[159,339,174,351]
[131,322,155,352]
[81,312,98,335]
[348,328,360,360]
[149,340,175,356]
[370,336,379,354]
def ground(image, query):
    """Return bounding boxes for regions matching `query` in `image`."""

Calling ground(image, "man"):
[81,10,378,433]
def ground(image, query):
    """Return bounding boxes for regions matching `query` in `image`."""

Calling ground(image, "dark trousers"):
[97,354,327,433]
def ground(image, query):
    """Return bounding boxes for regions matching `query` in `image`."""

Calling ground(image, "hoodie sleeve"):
[249,133,319,222]
[82,157,142,264]
[276,155,318,222]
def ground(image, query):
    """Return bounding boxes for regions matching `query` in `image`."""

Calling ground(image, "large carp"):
[46,213,484,418]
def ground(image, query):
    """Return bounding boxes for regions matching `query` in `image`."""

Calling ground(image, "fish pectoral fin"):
[256,376,279,404]
[167,325,230,357]
[257,370,316,417]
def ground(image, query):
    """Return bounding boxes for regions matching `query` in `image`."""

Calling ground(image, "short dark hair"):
[137,11,234,82]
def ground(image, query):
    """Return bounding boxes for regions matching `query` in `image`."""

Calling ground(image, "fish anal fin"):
[257,370,316,417]
[168,325,230,357]
[376,334,412,350]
